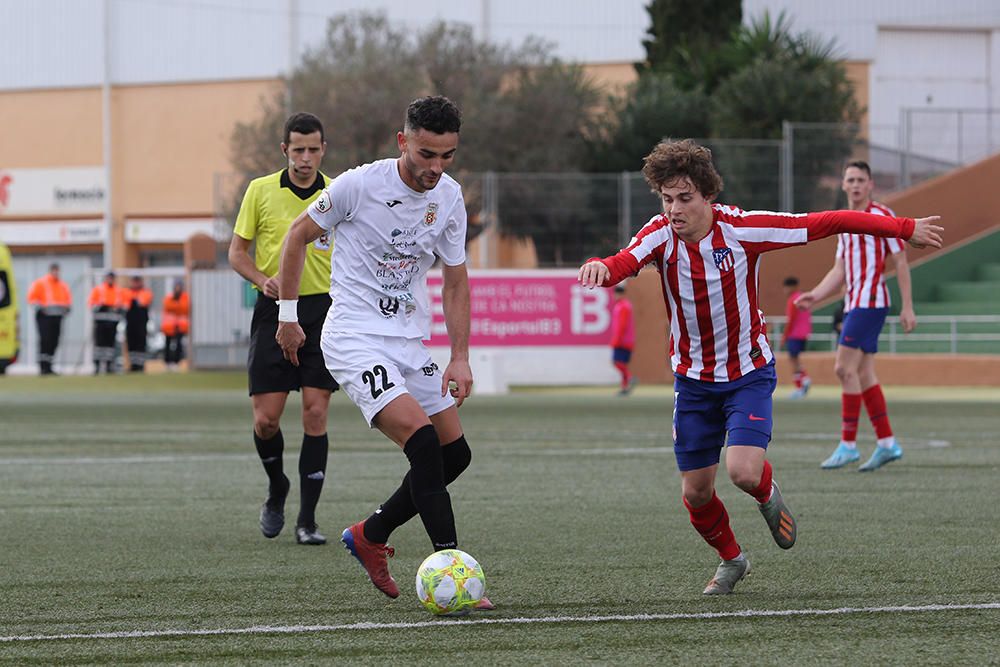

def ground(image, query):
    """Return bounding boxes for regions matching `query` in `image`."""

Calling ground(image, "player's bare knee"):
[682,484,714,508]
[834,363,856,384]
[301,403,328,433]
[254,414,281,439]
[728,466,759,491]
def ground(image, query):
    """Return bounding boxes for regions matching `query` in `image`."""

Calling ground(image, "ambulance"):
[0,241,18,372]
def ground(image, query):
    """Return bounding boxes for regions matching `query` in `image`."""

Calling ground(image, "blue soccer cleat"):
[821,442,861,469]
[858,441,903,472]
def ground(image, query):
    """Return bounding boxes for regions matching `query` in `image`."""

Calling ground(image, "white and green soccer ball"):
[415,549,486,616]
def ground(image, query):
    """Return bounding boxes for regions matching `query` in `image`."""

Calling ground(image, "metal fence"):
[901,108,1000,176]
[7,264,185,374]
[212,122,982,269]
[769,314,1000,355]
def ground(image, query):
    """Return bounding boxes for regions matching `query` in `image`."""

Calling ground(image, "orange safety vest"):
[89,283,124,309]
[122,287,153,309]
[27,274,72,314]
[162,291,190,335]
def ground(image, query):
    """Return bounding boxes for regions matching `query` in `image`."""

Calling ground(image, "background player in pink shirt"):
[781,276,812,398]
[796,161,916,472]
[610,284,636,395]
[579,140,942,596]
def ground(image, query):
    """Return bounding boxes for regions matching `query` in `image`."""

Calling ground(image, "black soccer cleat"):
[259,475,289,539]
[295,523,327,545]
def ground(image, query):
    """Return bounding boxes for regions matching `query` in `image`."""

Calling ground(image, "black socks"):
[400,425,457,549]
[297,433,328,527]
[253,429,288,496]
[364,432,470,546]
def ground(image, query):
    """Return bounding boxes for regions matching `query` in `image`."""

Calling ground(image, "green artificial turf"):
[0,373,997,664]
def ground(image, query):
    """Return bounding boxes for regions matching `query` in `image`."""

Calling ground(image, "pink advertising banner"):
[426,270,614,347]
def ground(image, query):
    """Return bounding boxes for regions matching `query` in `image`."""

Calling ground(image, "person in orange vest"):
[88,271,124,374]
[122,275,154,372]
[26,262,72,375]
[161,279,190,369]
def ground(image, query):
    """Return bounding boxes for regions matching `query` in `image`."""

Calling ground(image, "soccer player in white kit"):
[275,96,492,609]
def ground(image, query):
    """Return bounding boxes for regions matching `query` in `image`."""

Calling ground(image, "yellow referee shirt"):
[233,169,332,296]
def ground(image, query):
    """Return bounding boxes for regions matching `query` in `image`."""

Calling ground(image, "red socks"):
[684,493,740,561]
[747,460,773,504]
[841,392,862,442]
[862,384,893,439]
[614,361,631,389]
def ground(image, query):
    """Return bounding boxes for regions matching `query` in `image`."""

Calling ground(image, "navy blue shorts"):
[840,307,887,353]
[672,363,777,472]
[785,338,807,357]
[612,347,632,364]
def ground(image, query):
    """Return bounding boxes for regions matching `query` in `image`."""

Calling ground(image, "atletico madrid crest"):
[712,247,734,272]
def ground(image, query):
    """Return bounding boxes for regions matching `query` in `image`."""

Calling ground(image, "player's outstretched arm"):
[908,216,943,249]
[440,262,473,407]
[795,258,846,310]
[275,211,325,366]
[578,260,611,289]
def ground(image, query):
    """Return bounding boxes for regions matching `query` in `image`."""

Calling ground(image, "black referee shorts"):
[248,292,338,396]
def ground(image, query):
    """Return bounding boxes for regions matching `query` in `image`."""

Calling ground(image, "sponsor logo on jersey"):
[424,202,438,226]
[712,247,734,272]
[378,297,400,318]
[386,199,403,208]
[314,190,331,213]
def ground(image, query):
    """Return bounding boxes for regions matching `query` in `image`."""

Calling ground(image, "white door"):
[871,28,994,162]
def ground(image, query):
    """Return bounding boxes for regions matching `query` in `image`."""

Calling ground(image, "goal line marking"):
[3,602,997,643]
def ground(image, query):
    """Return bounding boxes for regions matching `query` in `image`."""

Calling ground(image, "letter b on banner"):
[570,285,609,335]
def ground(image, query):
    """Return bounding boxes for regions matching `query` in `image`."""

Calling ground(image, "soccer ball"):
[415,549,486,616]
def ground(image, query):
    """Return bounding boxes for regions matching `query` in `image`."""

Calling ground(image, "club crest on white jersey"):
[424,202,438,226]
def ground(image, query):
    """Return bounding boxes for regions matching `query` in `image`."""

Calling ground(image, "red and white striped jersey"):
[596,204,914,383]
[836,201,906,312]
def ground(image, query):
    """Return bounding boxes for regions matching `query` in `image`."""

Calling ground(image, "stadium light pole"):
[101,0,114,271]
[285,0,298,115]
[480,0,491,43]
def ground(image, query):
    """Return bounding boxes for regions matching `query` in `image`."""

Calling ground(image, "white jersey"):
[307,158,467,339]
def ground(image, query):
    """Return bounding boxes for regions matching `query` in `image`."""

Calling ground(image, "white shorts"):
[321,331,455,426]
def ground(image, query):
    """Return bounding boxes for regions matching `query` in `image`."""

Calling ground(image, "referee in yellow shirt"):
[228,112,337,545]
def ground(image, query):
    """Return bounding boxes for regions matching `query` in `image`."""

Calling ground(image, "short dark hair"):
[783,276,799,288]
[642,139,724,199]
[405,96,461,134]
[284,112,324,144]
[49,262,60,272]
[844,160,871,178]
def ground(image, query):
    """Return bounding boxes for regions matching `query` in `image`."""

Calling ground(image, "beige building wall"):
[582,62,638,97]
[0,88,104,168]
[0,59,871,268]
[1,79,280,265]
[110,79,281,265]
[843,60,870,138]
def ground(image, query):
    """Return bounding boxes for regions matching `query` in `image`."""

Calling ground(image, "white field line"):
[0,433,953,466]
[2,602,997,643]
